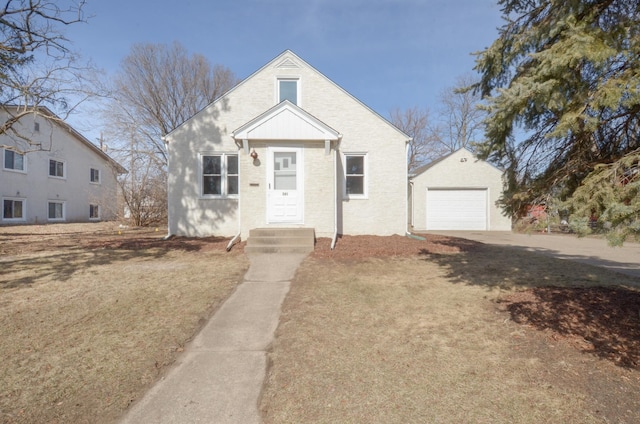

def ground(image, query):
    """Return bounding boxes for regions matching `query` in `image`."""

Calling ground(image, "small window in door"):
[273,152,297,190]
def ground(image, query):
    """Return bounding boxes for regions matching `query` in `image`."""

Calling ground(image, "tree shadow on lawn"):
[0,249,168,290]
[0,235,239,290]
[421,243,640,369]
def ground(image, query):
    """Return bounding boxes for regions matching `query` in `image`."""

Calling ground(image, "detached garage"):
[410,148,512,232]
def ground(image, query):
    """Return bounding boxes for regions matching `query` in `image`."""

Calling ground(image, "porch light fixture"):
[250,149,258,160]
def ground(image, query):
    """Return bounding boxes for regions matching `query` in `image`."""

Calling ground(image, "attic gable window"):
[278,78,299,105]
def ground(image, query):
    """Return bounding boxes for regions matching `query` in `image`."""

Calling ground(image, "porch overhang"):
[231,100,341,155]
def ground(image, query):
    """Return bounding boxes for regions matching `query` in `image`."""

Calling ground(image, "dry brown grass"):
[2,225,639,423]
[261,242,640,424]
[0,223,248,424]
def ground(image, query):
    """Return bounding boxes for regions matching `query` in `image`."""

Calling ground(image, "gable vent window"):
[278,78,299,105]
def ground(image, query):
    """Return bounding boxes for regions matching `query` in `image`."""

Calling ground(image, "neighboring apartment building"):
[1,106,125,224]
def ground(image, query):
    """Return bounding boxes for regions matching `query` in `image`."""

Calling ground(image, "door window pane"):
[274,152,296,190]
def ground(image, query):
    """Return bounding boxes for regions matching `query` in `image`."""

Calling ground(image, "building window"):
[49,159,65,178]
[34,122,40,132]
[90,168,100,183]
[344,153,367,198]
[48,201,65,221]
[90,204,100,220]
[278,78,299,105]
[4,149,25,171]
[202,153,238,197]
[3,198,25,220]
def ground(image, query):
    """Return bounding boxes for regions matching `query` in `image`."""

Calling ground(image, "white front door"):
[267,146,304,223]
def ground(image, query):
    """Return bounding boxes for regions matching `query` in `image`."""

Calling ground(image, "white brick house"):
[409,148,512,231]
[165,50,411,242]
[1,106,125,224]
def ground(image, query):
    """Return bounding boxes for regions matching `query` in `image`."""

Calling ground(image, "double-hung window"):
[202,153,238,197]
[3,198,25,221]
[344,153,367,198]
[4,149,25,172]
[90,168,100,183]
[49,159,65,178]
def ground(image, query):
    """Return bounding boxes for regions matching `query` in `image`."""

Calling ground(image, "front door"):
[267,146,304,223]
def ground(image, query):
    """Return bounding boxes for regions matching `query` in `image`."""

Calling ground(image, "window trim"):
[199,152,239,199]
[90,167,101,184]
[3,149,26,173]
[276,77,300,106]
[89,204,100,220]
[343,152,368,199]
[2,197,26,221]
[48,158,66,179]
[47,200,66,221]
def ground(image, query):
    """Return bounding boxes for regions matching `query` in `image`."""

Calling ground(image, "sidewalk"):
[119,253,308,424]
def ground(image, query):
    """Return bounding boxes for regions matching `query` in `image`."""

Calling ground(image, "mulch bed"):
[311,234,479,260]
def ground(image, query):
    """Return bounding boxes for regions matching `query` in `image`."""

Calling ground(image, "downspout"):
[161,135,173,240]
[331,137,341,249]
[405,139,425,241]
[227,140,242,251]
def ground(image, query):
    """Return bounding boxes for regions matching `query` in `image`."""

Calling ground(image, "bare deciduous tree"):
[104,42,238,225]
[0,0,98,153]
[432,74,485,152]
[390,106,444,172]
[105,42,238,166]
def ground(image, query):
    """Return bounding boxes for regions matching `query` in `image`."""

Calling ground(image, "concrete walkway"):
[119,253,308,424]
[427,231,640,279]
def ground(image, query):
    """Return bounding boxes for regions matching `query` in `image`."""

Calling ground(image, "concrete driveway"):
[426,231,640,279]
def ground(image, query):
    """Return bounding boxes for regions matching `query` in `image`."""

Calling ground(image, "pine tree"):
[474,0,640,244]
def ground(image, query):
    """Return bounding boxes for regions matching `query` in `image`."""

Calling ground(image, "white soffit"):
[232,101,340,141]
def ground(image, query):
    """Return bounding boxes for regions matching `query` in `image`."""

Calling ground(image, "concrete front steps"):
[245,228,315,254]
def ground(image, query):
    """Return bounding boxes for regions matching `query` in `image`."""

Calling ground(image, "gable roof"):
[411,149,460,177]
[410,147,503,178]
[231,100,341,141]
[168,50,411,141]
[2,105,127,174]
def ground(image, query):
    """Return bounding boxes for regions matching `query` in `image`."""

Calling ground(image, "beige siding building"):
[166,50,410,240]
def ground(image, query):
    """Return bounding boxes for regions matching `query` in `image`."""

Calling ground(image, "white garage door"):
[426,189,488,230]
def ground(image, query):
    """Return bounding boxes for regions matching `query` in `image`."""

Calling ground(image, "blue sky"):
[65,0,504,139]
